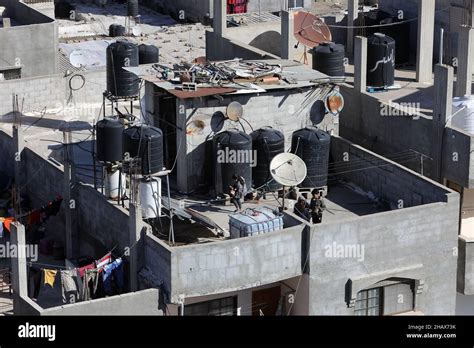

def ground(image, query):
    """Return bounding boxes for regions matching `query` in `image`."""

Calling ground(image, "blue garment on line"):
[102,258,124,294]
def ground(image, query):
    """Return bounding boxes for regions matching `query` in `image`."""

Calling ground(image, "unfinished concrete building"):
[0,0,467,317]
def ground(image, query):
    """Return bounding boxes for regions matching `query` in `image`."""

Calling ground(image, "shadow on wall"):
[249,30,282,57]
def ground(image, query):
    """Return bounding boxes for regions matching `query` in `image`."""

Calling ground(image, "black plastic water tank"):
[138,44,159,64]
[127,0,139,17]
[367,33,396,88]
[109,24,126,37]
[96,118,124,163]
[312,42,345,77]
[123,126,164,175]
[213,129,252,195]
[106,41,139,97]
[291,126,331,188]
[379,17,410,65]
[251,127,285,191]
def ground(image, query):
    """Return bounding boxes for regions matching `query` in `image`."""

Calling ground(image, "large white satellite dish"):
[69,49,87,68]
[270,153,307,187]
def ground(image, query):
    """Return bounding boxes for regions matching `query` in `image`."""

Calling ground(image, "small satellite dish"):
[69,50,87,68]
[132,26,142,37]
[226,101,243,122]
[324,90,345,116]
[270,153,307,187]
[294,11,332,48]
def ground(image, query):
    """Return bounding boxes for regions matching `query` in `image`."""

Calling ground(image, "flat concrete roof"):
[56,2,207,67]
[162,182,385,246]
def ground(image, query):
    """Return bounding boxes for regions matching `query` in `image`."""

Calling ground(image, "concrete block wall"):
[143,233,172,294]
[225,22,282,57]
[0,70,107,117]
[0,74,64,116]
[179,87,337,193]
[206,30,279,61]
[16,288,163,315]
[40,288,163,315]
[0,0,57,78]
[308,198,459,315]
[168,224,305,301]
[458,236,474,295]
[330,135,450,208]
[340,85,474,190]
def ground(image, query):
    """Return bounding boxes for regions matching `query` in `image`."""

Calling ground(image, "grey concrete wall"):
[330,135,450,208]
[0,0,57,77]
[339,85,474,189]
[40,289,163,315]
[206,30,279,61]
[458,235,474,295]
[143,233,172,295]
[178,87,337,193]
[308,200,459,315]
[170,223,305,301]
[16,288,163,315]
[0,70,105,117]
[0,74,64,116]
[144,0,212,22]
[225,22,282,57]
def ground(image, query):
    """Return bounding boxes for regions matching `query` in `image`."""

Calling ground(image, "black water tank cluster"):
[127,0,139,17]
[291,126,331,188]
[96,118,124,163]
[367,33,396,88]
[251,127,285,191]
[123,126,164,175]
[312,42,346,77]
[109,24,126,37]
[138,44,160,64]
[106,41,139,97]
[213,129,252,195]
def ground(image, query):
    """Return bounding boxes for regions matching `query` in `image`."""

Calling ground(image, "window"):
[354,287,382,316]
[184,296,237,316]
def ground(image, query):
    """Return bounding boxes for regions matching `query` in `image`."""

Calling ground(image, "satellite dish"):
[270,153,307,187]
[132,26,142,37]
[226,101,243,121]
[69,50,87,68]
[294,11,332,48]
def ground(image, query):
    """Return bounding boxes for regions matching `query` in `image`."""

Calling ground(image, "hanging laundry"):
[27,210,41,226]
[3,217,14,233]
[43,197,63,217]
[60,269,79,304]
[43,269,58,287]
[102,258,124,295]
[82,269,99,302]
[77,263,95,278]
[96,252,112,271]
[0,218,3,238]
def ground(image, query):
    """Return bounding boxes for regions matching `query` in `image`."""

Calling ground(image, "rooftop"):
[56,2,207,69]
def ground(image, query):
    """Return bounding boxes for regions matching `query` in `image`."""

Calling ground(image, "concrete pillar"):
[128,203,143,292]
[416,0,436,83]
[354,36,367,93]
[432,64,454,182]
[62,130,78,259]
[12,123,23,219]
[213,0,227,37]
[176,99,188,194]
[281,10,294,60]
[347,0,358,55]
[455,26,474,97]
[10,222,28,310]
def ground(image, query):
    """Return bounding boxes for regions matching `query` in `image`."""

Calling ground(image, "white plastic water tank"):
[104,168,125,200]
[452,96,474,134]
[140,178,162,219]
